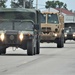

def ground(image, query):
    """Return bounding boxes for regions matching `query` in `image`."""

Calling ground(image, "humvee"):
[40,12,64,48]
[64,26,75,43]
[0,8,41,55]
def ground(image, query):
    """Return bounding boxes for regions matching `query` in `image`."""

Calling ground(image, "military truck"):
[64,26,75,43]
[0,8,41,55]
[40,12,64,48]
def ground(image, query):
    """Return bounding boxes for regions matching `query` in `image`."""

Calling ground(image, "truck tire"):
[34,43,37,55]
[57,36,64,48]
[36,39,40,54]
[34,40,37,55]
[27,40,35,55]
[64,40,66,43]
[0,48,6,55]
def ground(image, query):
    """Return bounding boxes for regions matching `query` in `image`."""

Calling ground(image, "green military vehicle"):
[0,8,41,55]
[64,26,75,43]
[40,12,64,48]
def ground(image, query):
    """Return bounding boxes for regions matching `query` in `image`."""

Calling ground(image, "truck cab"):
[40,12,64,48]
[0,8,41,55]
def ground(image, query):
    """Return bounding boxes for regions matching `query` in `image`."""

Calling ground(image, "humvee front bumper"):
[0,32,33,46]
[64,33,75,40]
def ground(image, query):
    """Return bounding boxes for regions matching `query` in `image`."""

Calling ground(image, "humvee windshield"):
[0,11,35,31]
[0,12,35,22]
[41,13,46,23]
[0,21,33,31]
[47,14,59,24]
[14,21,33,31]
[65,28,74,33]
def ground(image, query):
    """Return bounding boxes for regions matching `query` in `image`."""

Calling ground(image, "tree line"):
[45,1,67,10]
[0,0,69,10]
[0,0,33,8]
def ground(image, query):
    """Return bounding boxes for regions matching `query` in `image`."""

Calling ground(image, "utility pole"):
[23,0,26,8]
[36,0,38,9]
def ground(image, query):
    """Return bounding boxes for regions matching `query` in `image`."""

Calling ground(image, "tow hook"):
[12,47,18,51]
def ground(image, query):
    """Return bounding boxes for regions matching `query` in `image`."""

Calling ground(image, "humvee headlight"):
[54,34,57,37]
[65,34,67,37]
[19,33,24,41]
[0,33,5,41]
[73,34,75,37]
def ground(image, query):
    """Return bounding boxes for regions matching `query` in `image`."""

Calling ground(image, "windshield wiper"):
[14,19,34,24]
[0,19,34,24]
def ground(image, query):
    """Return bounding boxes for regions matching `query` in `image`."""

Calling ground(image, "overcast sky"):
[6,0,75,11]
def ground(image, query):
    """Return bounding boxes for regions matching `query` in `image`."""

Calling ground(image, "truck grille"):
[67,34,73,39]
[42,27,51,32]
[6,34,17,44]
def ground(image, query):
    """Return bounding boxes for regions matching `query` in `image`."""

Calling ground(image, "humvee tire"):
[64,40,66,43]
[0,47,6,55]
[36,39,40,54]
[57,36,64,48]
[27,40,35,55]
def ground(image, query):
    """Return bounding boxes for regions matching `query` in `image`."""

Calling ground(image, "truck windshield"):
[47,14,59,24]
[41,14,46,23]
[0,12,35,22]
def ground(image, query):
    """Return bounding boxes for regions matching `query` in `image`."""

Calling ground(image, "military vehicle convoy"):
[40,12,64,48]
[0,8,41,55]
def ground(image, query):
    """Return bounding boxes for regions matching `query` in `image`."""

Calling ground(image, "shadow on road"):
[40,47,57,48]
[0,54,28,56]
[65,40,75,44]
[65,42,75,44]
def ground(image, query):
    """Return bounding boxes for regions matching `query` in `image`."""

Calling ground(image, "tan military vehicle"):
[40,12,64,48]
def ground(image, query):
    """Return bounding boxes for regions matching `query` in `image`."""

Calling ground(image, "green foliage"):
[0,0,7,8]
[45,1,56,8]
[45,1,68,9]
[11,0,32,8]
[11,0,19,8]
[63,3,67,10]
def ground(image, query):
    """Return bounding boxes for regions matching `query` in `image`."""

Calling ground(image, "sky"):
[6,0,75,11]
[33,0,75,11]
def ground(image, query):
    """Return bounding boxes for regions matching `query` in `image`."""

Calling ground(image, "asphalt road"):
[0,40,75,75]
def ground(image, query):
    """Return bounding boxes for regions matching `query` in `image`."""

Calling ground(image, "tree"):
[11,0,33,8]
[45,1,68,10]
[56,1,64,8]
[11,0,19,8]
[11,0,20,8]
[63,3,67,10]
[0,0,7,8]
[45,1,52,8]
[51,1,57,8]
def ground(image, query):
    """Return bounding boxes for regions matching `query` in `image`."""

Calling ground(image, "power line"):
[33,3,45,6]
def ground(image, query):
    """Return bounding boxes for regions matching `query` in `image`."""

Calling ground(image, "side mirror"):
[34,24,39,30]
